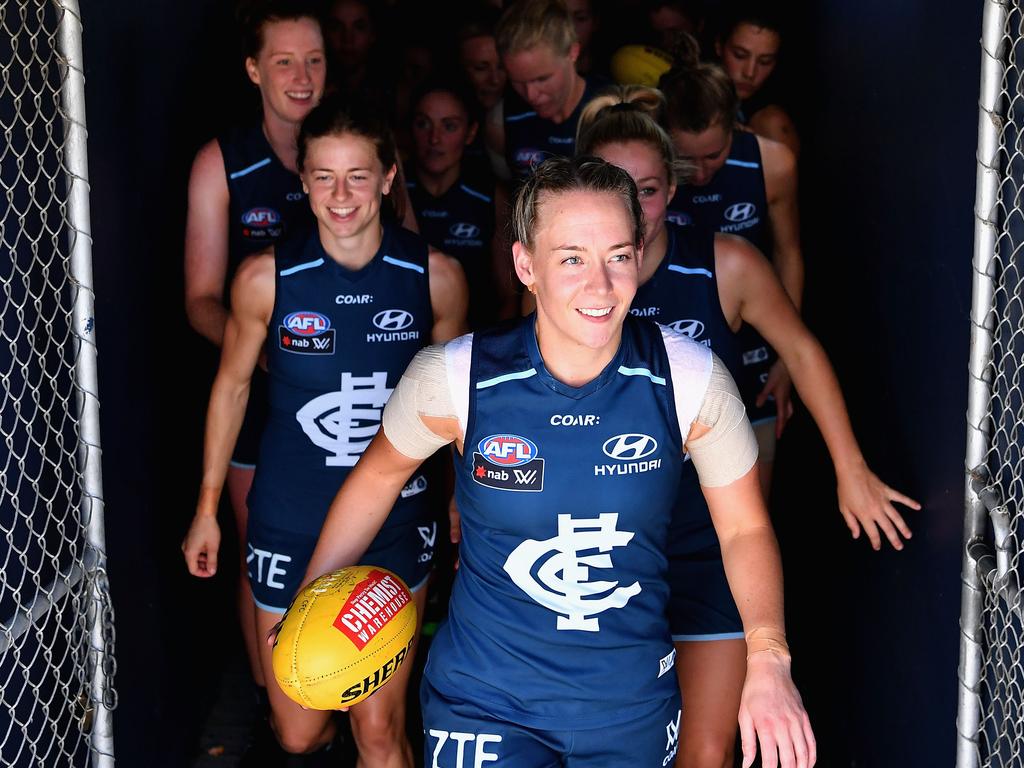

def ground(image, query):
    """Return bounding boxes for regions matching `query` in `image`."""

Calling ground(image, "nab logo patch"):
[473,434,544,492]
[372,309,414,331]
[602,433,658,461]
[724,202,756,223]
[241,207,284,240]
[279,311,335,354]
[449,222,480,239]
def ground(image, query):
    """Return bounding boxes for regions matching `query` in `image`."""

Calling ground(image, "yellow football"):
[610,44,674,87]
[272,566,417,710]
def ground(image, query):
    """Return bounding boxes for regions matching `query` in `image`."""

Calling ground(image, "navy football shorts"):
[422,678,683,767]
[246,515,436,613]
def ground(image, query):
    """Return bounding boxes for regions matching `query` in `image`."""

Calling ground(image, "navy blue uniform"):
[219,123,315,466]
[666,128,777,424]
[631,223,743,640]
[422,315,711,766]
[407,170,497,329]
[246,223,435,612]
[503,79,598,178]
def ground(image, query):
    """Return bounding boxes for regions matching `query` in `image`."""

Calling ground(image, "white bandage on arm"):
[686,355,759,487]
[382,345,457,459]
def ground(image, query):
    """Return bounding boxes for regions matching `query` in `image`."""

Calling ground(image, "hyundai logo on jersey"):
[372,309,414,331]
[449,222,480,239]
[473,434,544,492]
[667,318,705,340]
[279,311,336,354]
[595,433,661,476]
[723,202,756,223]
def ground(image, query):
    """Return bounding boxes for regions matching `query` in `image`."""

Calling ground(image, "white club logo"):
[449,222,480,239]
[503,513,641,631]
[667,319,705,339]
[724,202,756,222]
[602,433,658,461]
[372,309,414,331]
[418,522,437,548]
[295,372,392,466]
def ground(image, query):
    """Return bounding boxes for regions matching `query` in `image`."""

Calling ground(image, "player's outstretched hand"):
[182,515,220,578]
[836,460,921,551]
[738,652,815,768]
[755,360,795,438]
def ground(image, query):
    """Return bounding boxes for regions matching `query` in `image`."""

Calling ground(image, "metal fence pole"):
[956,1,1008,766]
[56,1,116,765]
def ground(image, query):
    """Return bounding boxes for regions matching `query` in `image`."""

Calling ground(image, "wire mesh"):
[0,1,115,765]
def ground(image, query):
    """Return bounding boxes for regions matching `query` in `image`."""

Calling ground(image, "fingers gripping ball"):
[272,566,417,710]
[610,45,674,87]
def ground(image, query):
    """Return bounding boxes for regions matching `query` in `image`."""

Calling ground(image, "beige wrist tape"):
[382,345,456,459]
[687,355,759,487]
[746,626,791,660]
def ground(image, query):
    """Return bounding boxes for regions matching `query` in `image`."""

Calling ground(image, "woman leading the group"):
[295,155,816,768]
[183,98,467,765]
[574,86,918,767]
[183,0,326,695]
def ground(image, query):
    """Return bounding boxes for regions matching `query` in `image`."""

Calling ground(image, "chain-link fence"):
[959,1,1024,766]
[0,1,115,766]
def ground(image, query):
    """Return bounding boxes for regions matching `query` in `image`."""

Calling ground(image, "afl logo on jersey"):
[241,206,283,240]
[603,433,658,461]
[514,148,545,170]
[284,311,330,336]
[372,310,414,331]
[279,311,335,354]
[473,434,545,491]
[666,211,692,227]
[449,222,480,239]
[724,202,756,223]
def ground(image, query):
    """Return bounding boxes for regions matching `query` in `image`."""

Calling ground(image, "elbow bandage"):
[687,355,759,487]
[382,345,457,459]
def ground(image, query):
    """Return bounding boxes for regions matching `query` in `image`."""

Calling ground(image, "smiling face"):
[460,34,506,110]
[514,189,641,361]
[717,23,780,100]
[593,140,674,249]
[246,17,326,124]
[670,123,732,187]
[301,132,396,244]
[503,42,579,120]
[411,91,476,179]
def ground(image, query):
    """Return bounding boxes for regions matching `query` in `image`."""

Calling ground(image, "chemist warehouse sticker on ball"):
[472,434,545,492]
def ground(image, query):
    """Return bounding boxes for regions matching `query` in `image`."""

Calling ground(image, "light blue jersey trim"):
[229,157,272,179]
[476,368,537,389]
[253,597,288,615]
[228,460,256,470]
[725,158,760,169]
[672,631,745,642]
[409,572,431,593]
[279,258,324,277]
[505,111,537,122]
[667,264,713,278]
[383,255,425,274]
[617,366,666,386]
[460,184,492,203]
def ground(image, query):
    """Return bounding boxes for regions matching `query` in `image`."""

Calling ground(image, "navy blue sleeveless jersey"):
[503,79,598,178]
[248,223,433,534]
[407,169,497,328]
[665,129,770,256]
[219,123,314,276]
[425,315,709,729]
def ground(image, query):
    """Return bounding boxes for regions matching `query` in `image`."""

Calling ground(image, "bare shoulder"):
[750,105,798,142]
[756,133,796,181]
[714,232,768,280]
[191,138,226,182]
[428,247,466,288]
[230,248,276,320]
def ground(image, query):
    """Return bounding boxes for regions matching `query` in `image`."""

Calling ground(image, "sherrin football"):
[610,44,674,87]
[272,566,417,709]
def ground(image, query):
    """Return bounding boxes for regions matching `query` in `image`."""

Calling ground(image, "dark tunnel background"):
[71,1,980,764]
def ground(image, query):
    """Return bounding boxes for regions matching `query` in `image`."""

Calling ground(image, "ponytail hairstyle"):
[576,85,692,186]
[511,155,644,251]
[297,96,405,219]
[659,32,739,133]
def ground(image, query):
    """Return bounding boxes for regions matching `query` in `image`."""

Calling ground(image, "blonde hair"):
[511,156,643,251]
[576,85,692,186]
[495,0,577,58]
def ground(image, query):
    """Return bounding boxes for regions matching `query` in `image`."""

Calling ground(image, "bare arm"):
[484,100,512,180]
[759,136,803,310]
[716,235,920,550]
[749,105,800,159]
[428,248,470,343]
[183,251,275,576]
[184,139,232,347]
